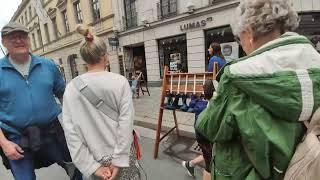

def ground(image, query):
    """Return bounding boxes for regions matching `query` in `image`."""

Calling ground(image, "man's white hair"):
[231,0,300,38]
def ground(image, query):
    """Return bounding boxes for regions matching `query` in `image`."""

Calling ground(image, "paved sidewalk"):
[133,87,196,138]
[0,126,203,180]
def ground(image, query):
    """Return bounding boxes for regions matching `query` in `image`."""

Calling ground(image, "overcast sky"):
[0,0,21,57]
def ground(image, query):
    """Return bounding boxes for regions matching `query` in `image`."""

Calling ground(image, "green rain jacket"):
[196,32,320,180]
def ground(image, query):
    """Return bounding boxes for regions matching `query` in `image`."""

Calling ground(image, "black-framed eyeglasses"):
[6,33,28,42]
[234,36,241,44]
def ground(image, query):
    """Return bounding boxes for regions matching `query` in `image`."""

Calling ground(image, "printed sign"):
[221,42,239,62]
[169,53,181,72]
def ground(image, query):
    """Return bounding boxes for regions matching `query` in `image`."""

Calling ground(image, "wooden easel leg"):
[146,84,150,96]
[173,110,180,136]
[154,108,164,159]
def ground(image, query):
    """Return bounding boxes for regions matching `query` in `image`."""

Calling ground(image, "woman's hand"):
[108,165,119,180]
[94,166,111,180]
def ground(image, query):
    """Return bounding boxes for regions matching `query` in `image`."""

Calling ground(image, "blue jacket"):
[0,54,65,134]
[208,56,226,72]
[194,100,208,126]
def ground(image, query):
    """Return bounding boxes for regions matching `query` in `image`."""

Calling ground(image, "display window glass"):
[158,35,188,77]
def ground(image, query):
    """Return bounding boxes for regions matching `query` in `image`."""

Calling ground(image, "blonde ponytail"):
[76,24,107,65]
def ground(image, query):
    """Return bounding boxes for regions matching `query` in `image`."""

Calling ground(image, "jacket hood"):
[223,33,320,122]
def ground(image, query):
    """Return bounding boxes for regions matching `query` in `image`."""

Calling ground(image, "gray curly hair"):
[231,0,300,38]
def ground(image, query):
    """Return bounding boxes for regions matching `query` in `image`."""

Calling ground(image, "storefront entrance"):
[133,46,148,82]
[124,45,148,81]
[158,35,188,77]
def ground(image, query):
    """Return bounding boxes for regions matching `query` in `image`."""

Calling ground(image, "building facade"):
[115,0,320,85]
[9,0,320,84]
[11,0,118,82]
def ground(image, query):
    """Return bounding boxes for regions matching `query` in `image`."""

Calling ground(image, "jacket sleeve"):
[195,71,236,142]
[112,79,134,167]
[61,88,101,179]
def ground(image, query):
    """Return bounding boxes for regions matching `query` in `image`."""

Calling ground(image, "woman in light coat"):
[61,24,141,180]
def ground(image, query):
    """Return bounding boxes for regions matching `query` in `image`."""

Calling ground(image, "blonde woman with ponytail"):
[61,24,141,180]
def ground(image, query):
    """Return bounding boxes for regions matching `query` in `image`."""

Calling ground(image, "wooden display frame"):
[154,63,219,159]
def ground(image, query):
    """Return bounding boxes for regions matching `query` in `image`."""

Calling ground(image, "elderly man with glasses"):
[0,22,82,180]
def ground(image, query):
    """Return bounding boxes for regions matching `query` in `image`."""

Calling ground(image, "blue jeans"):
[7,133,83,180]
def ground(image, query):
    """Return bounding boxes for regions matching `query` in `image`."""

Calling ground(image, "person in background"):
[130,74,139,97]
[207,42,226,72]
[61,24,141,180]
[0,22,82,180]
[196,0,320,179]
[182,80,215,180]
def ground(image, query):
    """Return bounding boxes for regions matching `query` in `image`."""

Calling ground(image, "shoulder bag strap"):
[72,77,119,122]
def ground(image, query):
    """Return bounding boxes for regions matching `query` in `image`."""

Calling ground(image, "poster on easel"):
[221,42,239,62]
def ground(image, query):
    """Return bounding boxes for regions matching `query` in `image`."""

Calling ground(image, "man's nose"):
[15,38,23,43]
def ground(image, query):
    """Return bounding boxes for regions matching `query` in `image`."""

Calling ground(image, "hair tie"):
[85,31,94,42]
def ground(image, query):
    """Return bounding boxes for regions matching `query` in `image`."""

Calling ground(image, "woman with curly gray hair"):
[196,0,320,179]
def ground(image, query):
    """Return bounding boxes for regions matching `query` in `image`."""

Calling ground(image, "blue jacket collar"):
[0,54,42,69]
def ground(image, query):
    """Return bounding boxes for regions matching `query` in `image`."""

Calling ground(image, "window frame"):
[37,28,43,48]
[29,6,32,19]
[124,0,137,29]
[160,0,177,18]
[44,23,50,43]
[51,17,59,39]
[73,0,83,23]
[91,0,100,21]
[62,10,70,33]
[32,33,37,49]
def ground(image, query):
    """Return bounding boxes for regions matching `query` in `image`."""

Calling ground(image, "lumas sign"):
[180,17,213,31]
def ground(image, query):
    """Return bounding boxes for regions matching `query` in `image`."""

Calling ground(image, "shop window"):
[158,35,188,78]
[205,26,245,70]
[91,0,100,21]
[124,0,137,29]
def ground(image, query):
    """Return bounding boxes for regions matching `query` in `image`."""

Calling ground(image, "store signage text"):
[180,17,213,31]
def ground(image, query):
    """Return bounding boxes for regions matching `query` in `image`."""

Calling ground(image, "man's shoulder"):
[0,56,9,65]
[31,54,56,67]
